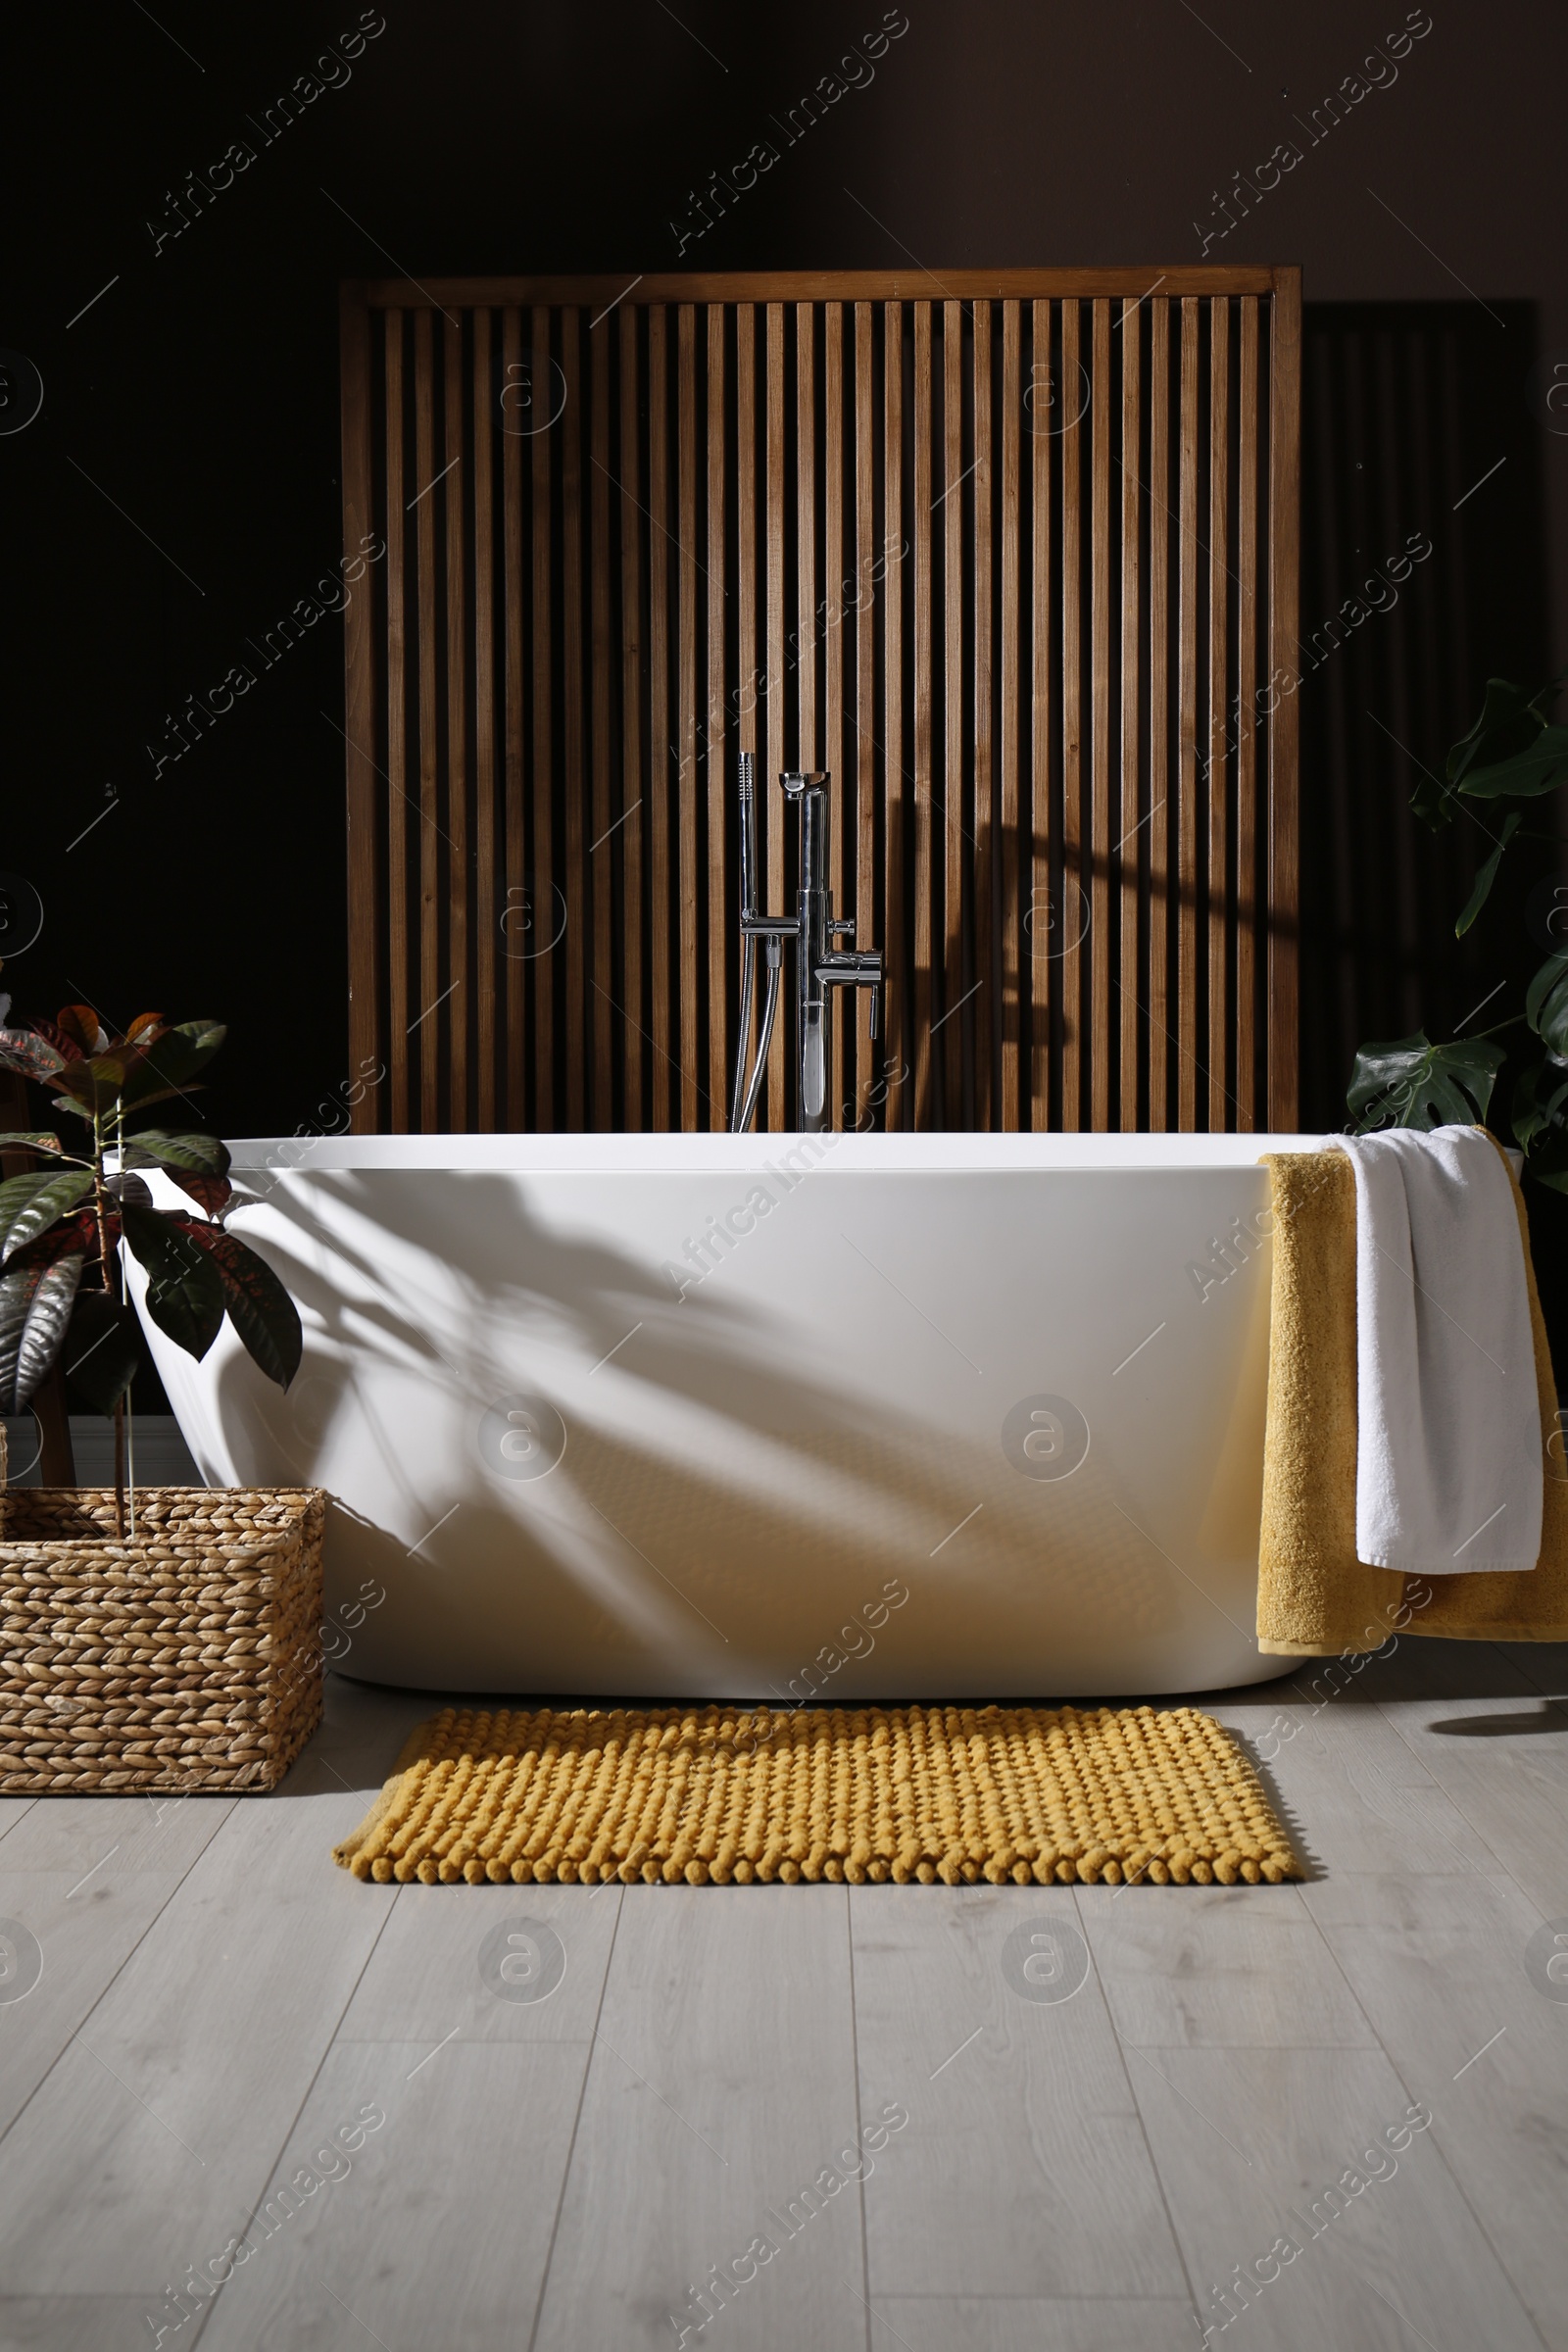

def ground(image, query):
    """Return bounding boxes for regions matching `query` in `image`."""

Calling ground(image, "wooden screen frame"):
[340,266,1300,1134]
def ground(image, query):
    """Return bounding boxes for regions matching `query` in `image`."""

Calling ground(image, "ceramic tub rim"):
[223,1130,1331,1176]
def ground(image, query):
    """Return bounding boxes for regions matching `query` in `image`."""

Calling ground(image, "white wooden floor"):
[2,1639,1567,2352]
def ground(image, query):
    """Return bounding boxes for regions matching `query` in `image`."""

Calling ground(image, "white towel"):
[1329,1125,1542,1573]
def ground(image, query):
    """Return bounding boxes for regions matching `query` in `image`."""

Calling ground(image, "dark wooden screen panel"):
[340,268,1301,1134]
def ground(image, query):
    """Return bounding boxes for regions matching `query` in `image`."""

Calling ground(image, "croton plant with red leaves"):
[0,999,301,1422]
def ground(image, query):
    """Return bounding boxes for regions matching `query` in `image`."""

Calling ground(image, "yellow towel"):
[1256,1142,1568,1653]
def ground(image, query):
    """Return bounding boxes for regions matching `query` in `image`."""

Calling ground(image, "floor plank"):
[0,1787,394,2294]
[868,2299,1197,2351]
[0,2299,176,2351]
[1128,2043,1544,2350]
[851,1886,1189,2302]
[0,1795,235,2137]
[1075,1883,1379,2048]
[0,1799,35,1848]
[1208,1686,1503,1879]
[532,1884,867,2352]
[1376,1681,1568,1916]
[334,1879,623,2045]
[192,2039,589,2352]
[1303,1868,1568,2349]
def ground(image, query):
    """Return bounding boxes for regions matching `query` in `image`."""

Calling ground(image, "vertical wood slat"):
[1089,298,1112,1131]
[972,300,994,1131]
[1059,299,1084,1131]
[795,299,818,1122]
[473,308,497,1132]
[618,306,645,1131]
[677,305,699,1129]
[345,271,1298,1142]
[647,307,672,1127]
[707,306,728,1128]
[589,316,614,1128]
[854,302,876,1123]
[942,301,964,1122]
[734,305,758,1122]
[1236,297,1259,1129]
[560,311,586,1132]
[1177,297,1200,1130]
[1148,299,1171,1130]
[444,313,469,1132]
[765,304,787,1123]
[379,308,408,1132]
[1208,295,1231,1132]
[340,289,380,1132]
[1118,295,1141,1131]
[529,307,554,1130]
[1268,266,1302,1130]
[796,304,818,768]
[999,302,1021,1131]
[823,302,846,1133]
[414,307,441,1128]
[501,309,526,1130]
[912,302,935,1127]
[1029,298,1052,1129]
[883,301,907,1131]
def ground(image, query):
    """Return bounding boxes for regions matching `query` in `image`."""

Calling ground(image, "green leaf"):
[0,1168,93,1261]
[168,1171,232,1217]
[40,1056,128,1118]
[0,1250,85,1414]
[1454,809,1522,936]
[1511,1054,1568,1152]
[61,1290,142,1416]
[120,1132,231,1214]
[171,1219,301,1388]
[4,1207,115,1280]
[118,1022,226,1112]
[0,1133,80,1160]
[1529,1143,1568,1195]
[1527,954,1568,1057]
[1347,1031,1504,1133]
[121,1201,224,1360]
[121,1130,231,1177]
[1447,676,1554,786]
[1456,723,1568,801]
[0,1025,68,1082]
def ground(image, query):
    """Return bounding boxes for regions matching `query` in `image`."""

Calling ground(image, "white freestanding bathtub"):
[133,1131,1316,1698]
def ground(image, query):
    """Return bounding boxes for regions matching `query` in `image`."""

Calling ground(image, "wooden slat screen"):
[340,268,1300,1134]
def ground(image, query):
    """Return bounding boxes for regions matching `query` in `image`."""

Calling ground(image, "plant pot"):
[0,1487,325,1792]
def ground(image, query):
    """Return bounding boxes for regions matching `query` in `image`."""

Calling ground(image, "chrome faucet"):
[730,755,883,1133]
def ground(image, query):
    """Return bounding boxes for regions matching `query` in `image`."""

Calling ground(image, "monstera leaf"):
[1456,722,1568,801]
[1510,1052,1568,1152]
[1348,1032,1504,1133]
[1526,953,1568,1058]
[1453,809,1522,937]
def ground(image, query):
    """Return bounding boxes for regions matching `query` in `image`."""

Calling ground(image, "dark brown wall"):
[5,0,1564,1144]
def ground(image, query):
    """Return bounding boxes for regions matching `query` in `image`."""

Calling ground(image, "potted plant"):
[0,1001,324,1792]
[1348,672,1568,1173]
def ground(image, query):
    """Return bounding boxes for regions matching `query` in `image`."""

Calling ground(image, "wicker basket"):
[0,1486,326,1792]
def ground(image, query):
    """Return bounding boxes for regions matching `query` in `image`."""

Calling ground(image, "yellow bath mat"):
[332,1701,1302,1886]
